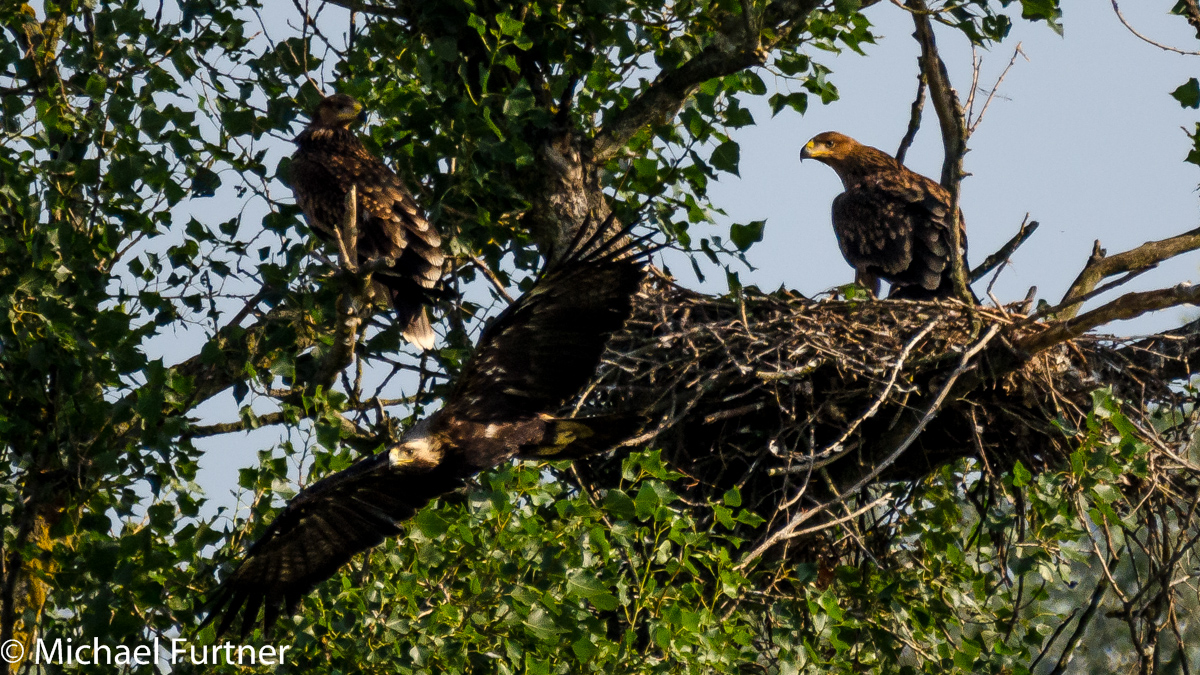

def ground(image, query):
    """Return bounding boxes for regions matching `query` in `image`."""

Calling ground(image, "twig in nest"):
[786,319,937,471]
[737,324,1002,567]
[782,492,894,540]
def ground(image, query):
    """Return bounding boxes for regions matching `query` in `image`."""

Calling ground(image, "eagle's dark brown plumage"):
[201,219,650,637]
[800,131,971,300]
[290,94,444,349]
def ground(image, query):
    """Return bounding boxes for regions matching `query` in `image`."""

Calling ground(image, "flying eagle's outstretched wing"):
[201,216,649,637]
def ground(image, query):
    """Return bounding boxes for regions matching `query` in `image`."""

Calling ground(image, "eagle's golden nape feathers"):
[800,131,975,302]
[201,214,654,638]
[290,94,447,349]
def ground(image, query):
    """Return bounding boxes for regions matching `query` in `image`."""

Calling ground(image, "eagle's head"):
[799,131,858,163]
[310,94,365,129]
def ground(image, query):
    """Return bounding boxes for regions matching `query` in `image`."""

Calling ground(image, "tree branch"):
[969,217,1038,283]
[593,44,768,163]
[1018,283,1200,355]
[593,0,823,162]
[316,0,409,19]
[895,71,926,164]
[908,0,972,303]
[1111,0,1200,56]
[315,187,364,388]
[1058,226,1200,319]
[108,303,320,447]
[1177,0,1200,40]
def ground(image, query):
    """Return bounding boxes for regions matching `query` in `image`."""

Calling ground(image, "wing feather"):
[203,213,651,636]
[201,450,463,636]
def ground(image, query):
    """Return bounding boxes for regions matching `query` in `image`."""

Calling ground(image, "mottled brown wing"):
[290,140,444,347]
[832,172,961,295]
[442,222,650,423]
[200,449,463,638]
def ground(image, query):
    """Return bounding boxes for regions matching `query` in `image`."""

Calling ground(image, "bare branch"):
[467,254,515,303]
[1111,1,1200,56]
[1019,283,1200,355]
[1027,266,1155,324]
[895,71,926,164]
[1059,226,1200,318]
[186,412,289,438]
[1047,578,1109,675]
[969,217,1039,283]
[317,0,409,19]
[967,42,1026,135]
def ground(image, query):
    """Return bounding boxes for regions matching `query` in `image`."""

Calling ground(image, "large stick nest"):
[573,277,1190,561]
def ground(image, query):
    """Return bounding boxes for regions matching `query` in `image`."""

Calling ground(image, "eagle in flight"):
[202,218,650,637]
[800,131,971,300]
[290,93,445,349]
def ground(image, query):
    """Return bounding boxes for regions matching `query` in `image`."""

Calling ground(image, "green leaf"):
[1011,460,1032,487]
[86,74,107,100]
[191,167,221,197]
[1173,78,1200,109]
[467,13,487,35]
[723,487,742,507]
[710,141,741,175]
[496,13,524,36]
[414,509,449,538]
[603,490,636,519]
[1020,0,1063,34]
[730,220,765,251]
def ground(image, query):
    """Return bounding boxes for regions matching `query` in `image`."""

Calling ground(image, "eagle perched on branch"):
[800,131,970,300]
[290,94,445,349]
[202,219,650,637]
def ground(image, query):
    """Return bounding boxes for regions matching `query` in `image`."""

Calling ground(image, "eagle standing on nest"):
[290,93,444,349]
[201,219,650,637]
[800,131,971,300]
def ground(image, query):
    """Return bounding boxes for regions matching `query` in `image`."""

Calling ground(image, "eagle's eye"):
[824,140,835,148]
